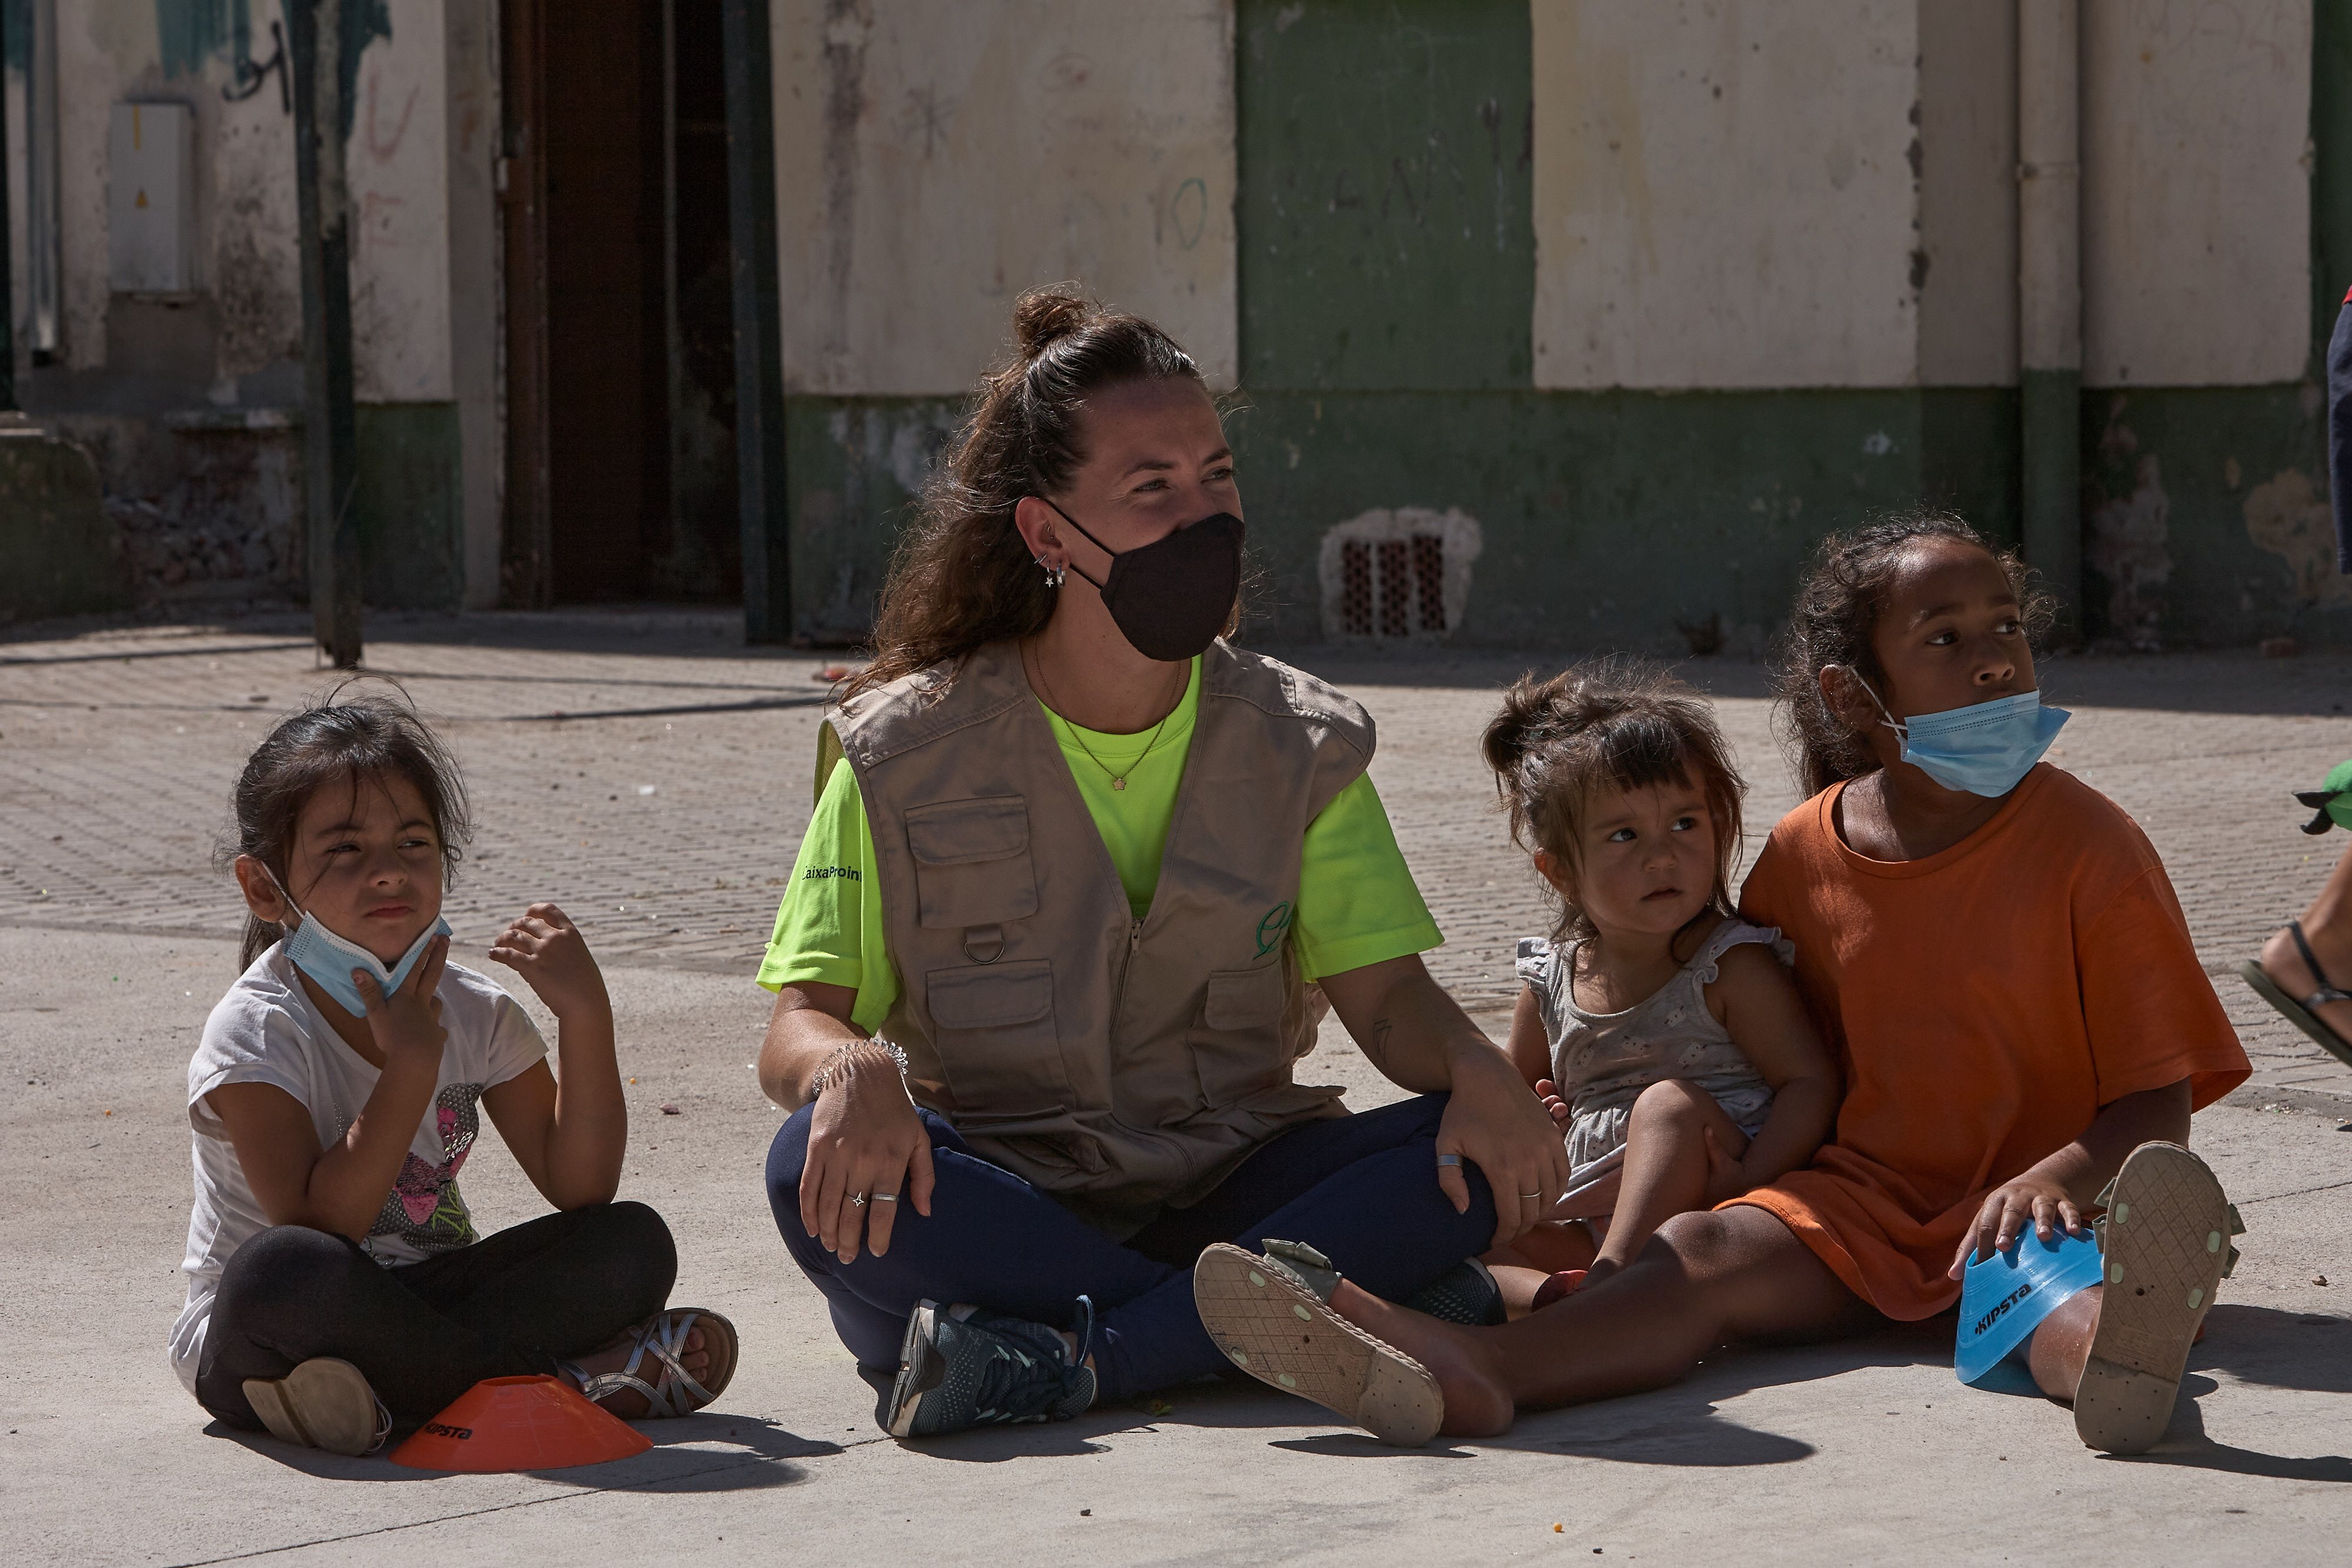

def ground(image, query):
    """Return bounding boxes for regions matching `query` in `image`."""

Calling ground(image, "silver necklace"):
[1026,646,1184,793]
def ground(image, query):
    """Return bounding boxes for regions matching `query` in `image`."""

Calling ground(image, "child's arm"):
[209,937,454,1239]
[1708,944,1840,1197]
[1505,985,1573,1129]
[1946,1077,2191,1279]
[482,904,628,1210]
[1506,985,1549,1091]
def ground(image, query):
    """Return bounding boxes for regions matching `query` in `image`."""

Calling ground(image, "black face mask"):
[1041,500,1245,663]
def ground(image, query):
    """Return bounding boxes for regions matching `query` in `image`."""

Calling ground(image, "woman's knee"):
[766,1104,837,1273]
[766,1102,817,1198]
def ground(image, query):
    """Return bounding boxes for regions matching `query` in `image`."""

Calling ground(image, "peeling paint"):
[2243,468,2352,606]
[2086,451,2171,649]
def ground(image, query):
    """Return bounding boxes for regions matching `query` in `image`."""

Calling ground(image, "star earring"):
[1037,557,1067,589]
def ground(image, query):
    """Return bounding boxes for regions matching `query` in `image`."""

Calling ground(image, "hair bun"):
[1014,286,1093,356]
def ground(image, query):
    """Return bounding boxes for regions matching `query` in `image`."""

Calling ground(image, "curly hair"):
[846,285,1224,702]
[1481,657,1748,947]
[219,680,472,968]
[1769,509,2055,797]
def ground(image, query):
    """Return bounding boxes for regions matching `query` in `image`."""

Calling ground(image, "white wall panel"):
[773,0,1238,395]
[1531,0,1921,390]
[2082,0,2310,387]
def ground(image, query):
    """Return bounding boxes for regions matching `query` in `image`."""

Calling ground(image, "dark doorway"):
[502,0,740,606]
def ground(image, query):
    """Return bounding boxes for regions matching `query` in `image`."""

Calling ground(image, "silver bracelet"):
[808,1038,910,1099]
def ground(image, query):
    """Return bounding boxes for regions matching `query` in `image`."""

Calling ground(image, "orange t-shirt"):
[1730,763,2249,1320]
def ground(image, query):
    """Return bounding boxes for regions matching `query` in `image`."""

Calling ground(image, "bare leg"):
[1586,1079,1749,1288]
[2259,842,2352,1039]
[2025,1285,2102,1400]
[2024,1282,2211,1402]
[1481,1221,1598,1316]
[1322,1205,1879,1436]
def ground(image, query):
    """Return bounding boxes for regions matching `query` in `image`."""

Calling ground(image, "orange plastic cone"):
[390,1375,652,1472]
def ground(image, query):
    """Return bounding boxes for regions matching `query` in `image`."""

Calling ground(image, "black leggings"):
[195,1202,677,1430]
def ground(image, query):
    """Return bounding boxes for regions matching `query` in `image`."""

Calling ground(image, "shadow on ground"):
[203,1409,841,1493]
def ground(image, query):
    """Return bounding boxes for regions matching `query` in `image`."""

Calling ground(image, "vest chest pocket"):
[923,959,1071,1114]
[1187,965,1292,1107]
[904,796,1040,932]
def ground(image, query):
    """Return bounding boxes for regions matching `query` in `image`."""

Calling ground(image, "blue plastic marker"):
[1954,1228,2105,1384]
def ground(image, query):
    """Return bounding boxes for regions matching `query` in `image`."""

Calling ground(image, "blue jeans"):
[764,1094,1495,1401]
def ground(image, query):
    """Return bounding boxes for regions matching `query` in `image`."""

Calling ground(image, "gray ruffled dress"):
[1516,918,1789,1216]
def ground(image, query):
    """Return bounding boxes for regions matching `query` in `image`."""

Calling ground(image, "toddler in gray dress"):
[1475,661,1842,1309]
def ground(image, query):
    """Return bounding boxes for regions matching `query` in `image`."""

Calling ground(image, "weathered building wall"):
[769,0,1237,637]
[1234,0,2018,655]
[767,0,2339,651]
[1530,0,1919,391]
[12,0,499,610]
[2070,0,2343,647]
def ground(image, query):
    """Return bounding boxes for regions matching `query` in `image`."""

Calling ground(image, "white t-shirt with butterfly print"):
[169,945,547,1396]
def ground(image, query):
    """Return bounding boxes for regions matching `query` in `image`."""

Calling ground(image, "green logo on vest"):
[1254,901,1292,957]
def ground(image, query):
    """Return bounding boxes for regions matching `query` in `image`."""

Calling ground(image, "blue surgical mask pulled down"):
[259,863,450,1018]
[1846,674,2069,798]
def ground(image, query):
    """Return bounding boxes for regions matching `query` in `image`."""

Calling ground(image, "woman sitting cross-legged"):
[756,286,1567,1440]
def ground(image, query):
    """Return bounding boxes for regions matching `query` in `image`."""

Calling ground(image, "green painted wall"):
[2079,386,2351,649]
[355,402,464,611]
[785,396,963,643]
[1228,389,2016,650]
[0,436,131,621]
[1237,0,1534,390]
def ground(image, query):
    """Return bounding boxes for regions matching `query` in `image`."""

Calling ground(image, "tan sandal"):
[242,1357,392,1456]
[564,1308,739,1418]
[1192,1241,1443,1447]
[2074,1143,2238,1455]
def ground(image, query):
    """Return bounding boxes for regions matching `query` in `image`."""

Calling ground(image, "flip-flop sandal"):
[2073,1142,2239,1456]
[2238,920,2352,1069]
[242,1357,392,1456]
[565,1307,739,1418]
[1192,1239,1444,1447]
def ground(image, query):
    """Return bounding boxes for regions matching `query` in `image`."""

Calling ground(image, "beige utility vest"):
[824,638,1375,1229]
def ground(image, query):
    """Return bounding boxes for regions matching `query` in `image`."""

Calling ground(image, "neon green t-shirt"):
[757,657,1442,1034]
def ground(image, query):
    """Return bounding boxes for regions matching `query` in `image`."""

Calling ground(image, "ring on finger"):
[848,1192,867,1208]
[872,1192,899,1204]
[1519,1191,1544,1201]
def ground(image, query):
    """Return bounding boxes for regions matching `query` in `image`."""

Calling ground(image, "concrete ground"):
[6,609,2352,1566]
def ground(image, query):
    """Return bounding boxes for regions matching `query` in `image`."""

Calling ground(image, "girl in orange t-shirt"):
[1191,511,2250,1455]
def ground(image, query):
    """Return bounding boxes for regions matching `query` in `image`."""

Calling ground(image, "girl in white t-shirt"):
[177,690,737,1455]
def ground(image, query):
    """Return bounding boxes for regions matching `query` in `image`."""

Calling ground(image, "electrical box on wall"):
[109,102,196,293]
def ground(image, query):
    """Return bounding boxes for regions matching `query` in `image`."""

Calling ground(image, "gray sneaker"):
[878,1298,1098,1438]
[1404,1258,1507,1326]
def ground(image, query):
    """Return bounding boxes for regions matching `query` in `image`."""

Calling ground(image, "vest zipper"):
[1109,916,1145,1047]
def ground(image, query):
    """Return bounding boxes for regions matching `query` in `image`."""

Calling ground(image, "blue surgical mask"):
[259,863,450,1018]
[1844,673,2069,798]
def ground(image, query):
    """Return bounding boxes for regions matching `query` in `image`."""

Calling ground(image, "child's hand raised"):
[489,904,612,1022]
[353,934,450,1068]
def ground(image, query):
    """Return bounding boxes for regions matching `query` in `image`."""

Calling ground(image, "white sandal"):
[564,1308,739,1419]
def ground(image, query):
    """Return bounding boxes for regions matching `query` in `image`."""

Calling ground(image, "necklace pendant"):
[1111,777,1127,791]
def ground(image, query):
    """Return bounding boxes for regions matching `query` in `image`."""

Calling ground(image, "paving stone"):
[3,611,2348,1102]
